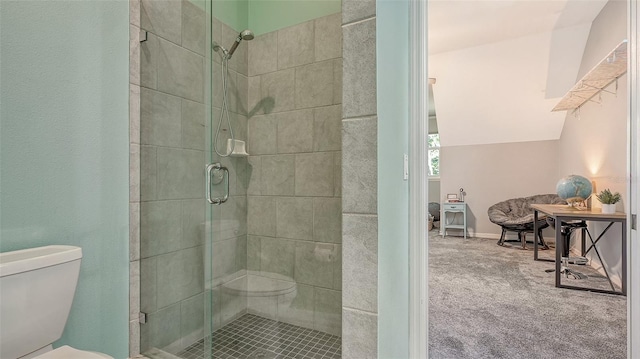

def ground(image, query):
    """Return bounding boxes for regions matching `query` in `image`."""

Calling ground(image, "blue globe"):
[556,175,593,205]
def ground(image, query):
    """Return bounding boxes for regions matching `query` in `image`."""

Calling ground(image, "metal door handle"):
[206,163,229,205]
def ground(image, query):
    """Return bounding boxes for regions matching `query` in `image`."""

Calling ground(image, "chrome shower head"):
[240,29,254,41]
[227,29,254,59]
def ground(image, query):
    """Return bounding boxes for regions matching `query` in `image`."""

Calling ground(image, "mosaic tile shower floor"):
[177,314,342,359]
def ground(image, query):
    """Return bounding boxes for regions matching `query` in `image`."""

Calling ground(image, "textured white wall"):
[440,140,559,238]
[557,0,627,287]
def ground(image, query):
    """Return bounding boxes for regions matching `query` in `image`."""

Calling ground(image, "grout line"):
[138,84,206,106]
[342,15,376,28]
[342,114,377,122]
[144,27,208,59]
[342,212,378,218]
[342,306,378,316]
[138,143,205,152]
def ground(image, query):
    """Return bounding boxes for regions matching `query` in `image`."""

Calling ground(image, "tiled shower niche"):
[131,1,343,356]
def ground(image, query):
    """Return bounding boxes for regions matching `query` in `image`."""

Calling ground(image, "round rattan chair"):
[488,194,566,249]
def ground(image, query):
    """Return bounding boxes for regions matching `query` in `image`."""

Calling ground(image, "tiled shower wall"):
[341,0,379,358]
[245,13,343,336]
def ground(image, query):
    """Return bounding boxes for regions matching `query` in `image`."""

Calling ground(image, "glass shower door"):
[203,1,214,358]
[137,0,210,357]
[204,0,252,356]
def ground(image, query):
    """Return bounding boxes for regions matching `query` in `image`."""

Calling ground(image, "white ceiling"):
[428,0,608,146]
[429,0,607,55]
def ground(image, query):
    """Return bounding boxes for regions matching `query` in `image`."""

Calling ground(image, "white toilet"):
[0,245,113,359]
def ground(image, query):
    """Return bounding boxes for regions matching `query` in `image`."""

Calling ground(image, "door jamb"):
[408,0,428,358]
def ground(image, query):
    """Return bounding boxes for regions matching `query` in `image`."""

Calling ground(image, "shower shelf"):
[227,139,249,157]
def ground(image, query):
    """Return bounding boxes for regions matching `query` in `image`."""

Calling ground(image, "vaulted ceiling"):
[428,0,608,146]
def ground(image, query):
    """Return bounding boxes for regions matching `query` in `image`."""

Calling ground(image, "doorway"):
[410,0,639,358]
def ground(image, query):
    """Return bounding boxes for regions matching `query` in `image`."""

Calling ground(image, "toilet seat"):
[34,345,113,359]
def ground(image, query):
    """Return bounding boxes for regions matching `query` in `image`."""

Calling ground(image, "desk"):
[531,204,626,296]
[442,202,467,239]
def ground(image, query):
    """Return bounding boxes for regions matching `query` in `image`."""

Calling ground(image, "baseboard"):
[435,229,502,240]
[435,229,558,241]
[470,232,502,240]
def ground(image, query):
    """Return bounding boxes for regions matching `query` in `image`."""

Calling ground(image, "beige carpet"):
[429,230,626,359]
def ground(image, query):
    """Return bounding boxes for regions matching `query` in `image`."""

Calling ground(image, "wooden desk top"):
[530,204,626,220]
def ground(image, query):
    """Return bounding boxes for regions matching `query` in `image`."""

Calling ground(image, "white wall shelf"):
[552,40,628,112]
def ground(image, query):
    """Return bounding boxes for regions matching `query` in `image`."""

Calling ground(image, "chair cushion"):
[488,194,566,226]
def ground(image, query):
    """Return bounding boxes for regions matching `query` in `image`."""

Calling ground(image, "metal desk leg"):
[581,227,586,257]
[581,221,618,292]
[533,210,539,260]
[622,219,627,295]
[556,219,562,287]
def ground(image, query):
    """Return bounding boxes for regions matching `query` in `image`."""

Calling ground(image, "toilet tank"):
[0,245,82,359]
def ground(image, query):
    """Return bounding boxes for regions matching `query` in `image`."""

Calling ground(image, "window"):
[428,134,440,177]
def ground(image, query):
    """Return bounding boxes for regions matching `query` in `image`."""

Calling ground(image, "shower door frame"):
[203,0,214,358]
[627,0,640,355]
[409,1,640,358]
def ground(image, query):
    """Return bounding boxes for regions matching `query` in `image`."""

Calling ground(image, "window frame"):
[428,133,440,178]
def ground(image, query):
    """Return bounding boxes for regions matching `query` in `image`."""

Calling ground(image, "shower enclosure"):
[133,0,343,357]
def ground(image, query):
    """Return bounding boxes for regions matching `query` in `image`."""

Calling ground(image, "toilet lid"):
[35,346,113,359]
